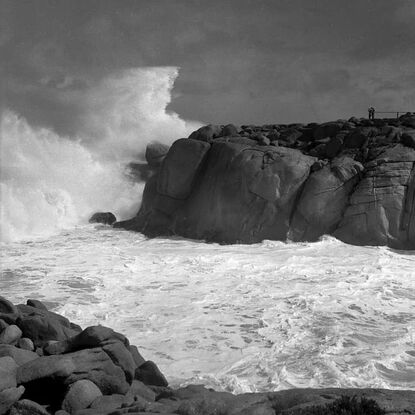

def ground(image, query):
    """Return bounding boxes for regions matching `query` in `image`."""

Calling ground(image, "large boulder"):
[157,138,211,199]
[0,345,38,366]
[0,356,17,392]
[188,124,222,142]
[145,142,170,167]
[221,124,239,137]
[62,380,102,414]
[16,305,80,347]
[0,325,22,345]
[88,212,116,225]
[343,126,378,148]
[0,297,18,315]
[334,145,415,248]
[400,113,415,128]
[134,361,168,387]
[313,122,344,140]
[290,156,363,241]
[0,386,25,415]
[8,399,49,415]
[44,325,128,355]
[172,142,316,243]
[401,130,415,149]
[18,347,129,396]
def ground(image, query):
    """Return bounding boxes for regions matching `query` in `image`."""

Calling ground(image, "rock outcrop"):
[0,295,414,414]
[88,213,117,226]
[116,115,415,249]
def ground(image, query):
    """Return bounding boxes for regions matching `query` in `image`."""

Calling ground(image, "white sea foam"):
[1,227,414,393]
[0,67,200,242]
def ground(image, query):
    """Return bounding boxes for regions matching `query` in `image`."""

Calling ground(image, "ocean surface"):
[1,226,414,393]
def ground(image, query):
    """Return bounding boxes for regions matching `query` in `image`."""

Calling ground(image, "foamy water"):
[1,66,414,393]
[1,227,414,393]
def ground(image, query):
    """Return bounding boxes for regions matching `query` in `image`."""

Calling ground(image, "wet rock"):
[135,360,168,387]
[400,113,415,128]
[344,127,376,148]
[26,299,48,311]
[115,119,415,249]
[64,348,130,394]
[313,122,343,140]
[102,341,136,383]
[334,145,415,249]
[278,128,302,146]
[44,325,127,355]
[90,394,132,412]
[8,399,49,415]
[172,143,315,243]
[221,124,239,137]
[290,157,363,241]
[402,131,415,149]
[0,386,25,415]
[18,347,129,398]
[0,320,8,331]
[0,356,17,392]
[0,325,22,345]
[17,354,76,385]
[88,212,117,225]
[17,337,34,351]
[157,138,211,199]
[0,297,18,315]
[145,141,170,167]
[188,124,222,142]
[125,380,156,402]
[62,380,103,414]
[128,345,145,368]
[0,345,38,365]
[16,304,81,347]
[325,136,343,158]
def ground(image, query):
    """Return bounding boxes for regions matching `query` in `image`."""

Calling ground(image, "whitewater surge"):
[1,227,414,393]
[0,67,200,242]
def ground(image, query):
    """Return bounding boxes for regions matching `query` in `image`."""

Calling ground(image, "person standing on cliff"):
[368,107,375,120]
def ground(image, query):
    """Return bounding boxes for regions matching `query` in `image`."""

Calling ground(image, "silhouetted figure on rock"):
[368,107,375,120]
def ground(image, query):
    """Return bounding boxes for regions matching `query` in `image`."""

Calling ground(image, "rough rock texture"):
[334,145,415,248]
[117,116,415,249]
[62,380,102,414]
[88,212,117,225]
[0,296,414,414]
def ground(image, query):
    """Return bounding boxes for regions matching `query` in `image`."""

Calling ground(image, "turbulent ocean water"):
[1,66,414,394]
[1,227,415,393]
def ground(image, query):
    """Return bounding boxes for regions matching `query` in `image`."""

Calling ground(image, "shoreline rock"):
[116,116,415,250]
[0,295,414,414]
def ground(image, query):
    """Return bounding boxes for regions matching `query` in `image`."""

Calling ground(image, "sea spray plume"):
[0,66,201,242]
[77,67,202,162]
[0,110,142,242]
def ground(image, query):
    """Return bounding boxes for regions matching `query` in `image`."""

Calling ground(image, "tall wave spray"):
[0,67,201,242]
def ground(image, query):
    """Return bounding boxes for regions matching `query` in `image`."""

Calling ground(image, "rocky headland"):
[116,113,415,249]
[0,295,414,415]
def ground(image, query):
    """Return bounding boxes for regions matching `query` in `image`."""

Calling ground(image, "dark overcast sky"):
[1,0,415,133]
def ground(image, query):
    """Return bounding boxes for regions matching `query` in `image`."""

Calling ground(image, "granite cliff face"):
[117,114,415,249]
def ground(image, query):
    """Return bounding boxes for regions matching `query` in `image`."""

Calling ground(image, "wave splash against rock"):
[117,114,415,250]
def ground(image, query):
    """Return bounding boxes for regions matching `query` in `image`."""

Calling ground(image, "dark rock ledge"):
[116,114,415,249]
[0,296,414,414]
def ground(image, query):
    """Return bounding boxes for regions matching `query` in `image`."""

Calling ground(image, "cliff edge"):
[117,114,415,249]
